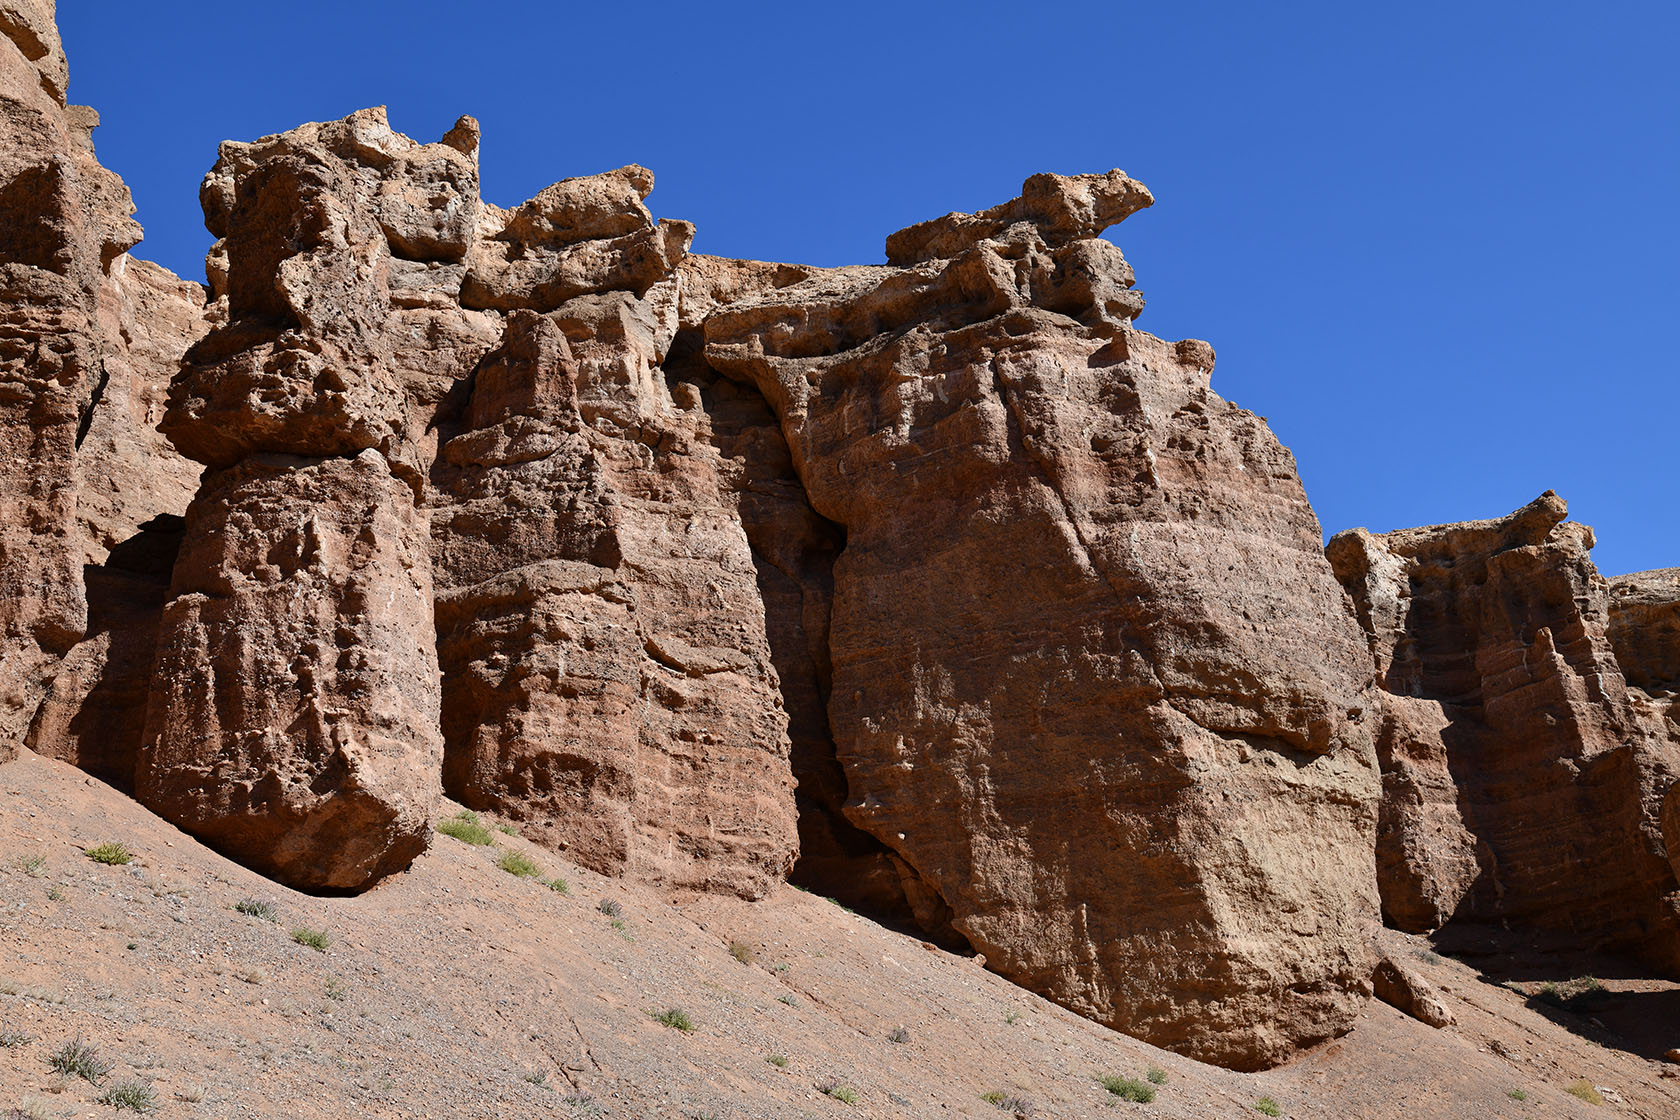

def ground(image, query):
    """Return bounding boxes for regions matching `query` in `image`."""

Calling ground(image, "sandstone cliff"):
[1330,495,1680,971]
[0,0,202,777]
[3,1,1678,1079]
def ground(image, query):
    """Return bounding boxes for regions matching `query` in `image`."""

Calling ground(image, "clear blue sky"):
[60,1,1677,576]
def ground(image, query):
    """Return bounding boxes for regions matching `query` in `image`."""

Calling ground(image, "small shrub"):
[0,1026,33,1047]
[561,1094,602,1117]
[597,898,622,918]
[497,850,541,878]
[98,1082,158,1113]
[887,1026,910,1044]
[1145,1067,1167,1085]
[1100,1075,1155,1103]
[522,1069,547,1085]
[729,940,756,965]
[234,898,279,921]
[981,1092,1036,1116]
[544,877,570,895]
[767,1055,789,1068]
[777,994,798,1006]
[175,1086,206,1103]
[651,1008,696,1031]
[437,813,494,846]
[1535,976,1607,1013]
[84,843,132,866]
[48,1037,113,1084]
[291,927,330,952]
[1563,1080,1604,1106]
[771,962,790,973]
[12,1097,53,1120]
[1255,1098,1282,1117]
[234,968,264,985]
[45,886,65,902]
[817,1079,858,1104]
[1004,1011,1021,1024]
[324,977,349,1002]
[19,855,46,877]
[1507,1088,1529,1101]
[497,823,518,836]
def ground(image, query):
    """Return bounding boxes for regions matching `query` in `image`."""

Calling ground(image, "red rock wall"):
[0,1,202,768]
[1330,495,1680,970]
[705,174,1384,1070]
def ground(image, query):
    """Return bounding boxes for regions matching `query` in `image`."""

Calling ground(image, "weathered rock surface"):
[138,452,439,890]
[430,178,796,900]
[705,172,1384,1069]
[1329,495,1680,970]
[1609,568,1680,697]
[138,108,467,888]
[1372,954,1454,1028]
[0,1,202,764]
[6,0,1678,1076]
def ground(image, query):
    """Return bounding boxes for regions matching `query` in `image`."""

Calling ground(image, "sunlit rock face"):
[705,171,1385,1070]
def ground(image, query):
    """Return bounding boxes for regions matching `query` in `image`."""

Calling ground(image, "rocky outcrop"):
[0,0,202,766]
[1609,568,1680,697]
[136,109,469,889]
[6,0,1677,1074]
[1329,496,1680,970]
[430,202,799,896]
[705,172,1384,1069]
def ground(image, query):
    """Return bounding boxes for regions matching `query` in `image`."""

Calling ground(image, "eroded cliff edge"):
[4,2,1678,1075]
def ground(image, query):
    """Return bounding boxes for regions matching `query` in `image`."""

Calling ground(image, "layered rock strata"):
[0,0,202,767]
[136,109,470,889]
[705,172,1385,1069]
[429,193,799,895]
[1329,496,1680,970]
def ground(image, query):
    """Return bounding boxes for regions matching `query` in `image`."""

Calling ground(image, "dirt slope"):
[2,754,1675,1119]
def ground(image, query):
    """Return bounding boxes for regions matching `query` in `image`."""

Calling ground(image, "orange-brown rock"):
[0,1,202,764]
[705,173,1383,1069]
[137,108,472,889]
[429,175,796,900]
[1372,954,1454,1028]
[1608,568,1680,697]
[1329,495,1680,970]
[137,452,439,890]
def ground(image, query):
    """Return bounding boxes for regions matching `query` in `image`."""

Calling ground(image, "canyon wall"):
[3,1,1677,1074]
[1330,496,1680,970]
[0,0,201,779]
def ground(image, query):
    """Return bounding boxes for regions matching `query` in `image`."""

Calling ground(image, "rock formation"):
[0,0,202,771]
[1330,495,1680,970]
[4,0,1678,1076]
[704,172,1385,1070]
[429,182,798,899]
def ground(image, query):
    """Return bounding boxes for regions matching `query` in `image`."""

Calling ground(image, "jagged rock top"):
[884,169,1153,265]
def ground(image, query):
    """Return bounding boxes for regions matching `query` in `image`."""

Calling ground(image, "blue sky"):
[59,1,1677,575]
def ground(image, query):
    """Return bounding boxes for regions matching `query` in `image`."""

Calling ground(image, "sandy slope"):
[1,753,1675,1119]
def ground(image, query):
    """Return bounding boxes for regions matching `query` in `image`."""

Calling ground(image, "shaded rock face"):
[1329,495,1680,970]
[0,1,202,765]
[705,173,1384,1070]
[1608,569,1680,887]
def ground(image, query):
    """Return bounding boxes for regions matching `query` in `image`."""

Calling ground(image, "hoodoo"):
[2,2,1676,1082]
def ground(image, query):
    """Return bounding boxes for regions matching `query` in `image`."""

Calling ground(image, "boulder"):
[1372,955,1454,1028]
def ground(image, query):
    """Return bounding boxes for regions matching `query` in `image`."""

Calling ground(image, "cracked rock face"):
[1330,495,1680,970]
[137,108,472,889]
[0,1,202,763]
[705,173,1384,1070]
